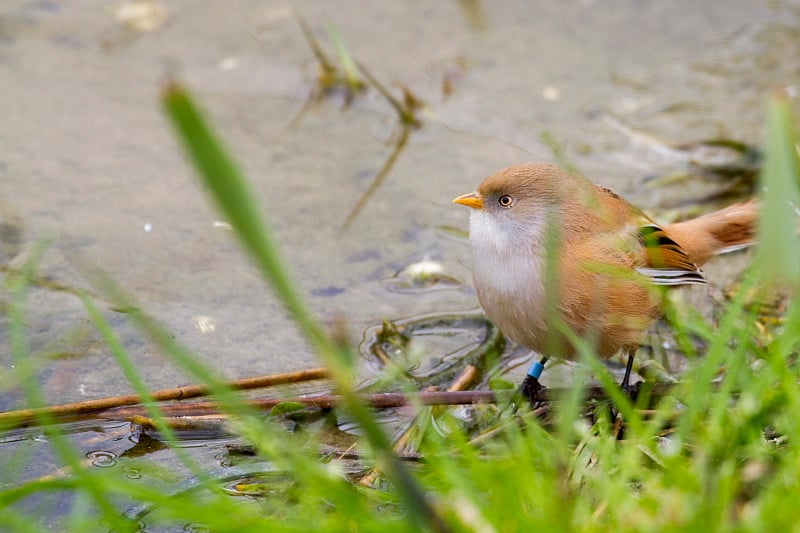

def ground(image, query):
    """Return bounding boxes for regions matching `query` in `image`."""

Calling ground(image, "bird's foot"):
[611,380,642,440]
[519,374,546,408]
[622,380,641,403]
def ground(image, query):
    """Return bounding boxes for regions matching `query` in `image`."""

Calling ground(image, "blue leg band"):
[527,360,545,380]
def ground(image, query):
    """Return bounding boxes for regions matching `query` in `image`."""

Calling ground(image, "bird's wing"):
[635,224,706,286]
[589,184,706,286]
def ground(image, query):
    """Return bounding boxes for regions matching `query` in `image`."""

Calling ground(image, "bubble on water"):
[86,450,117,468]
[124,466,142,479]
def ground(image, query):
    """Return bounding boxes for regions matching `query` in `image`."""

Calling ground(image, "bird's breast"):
[468,211,547,351]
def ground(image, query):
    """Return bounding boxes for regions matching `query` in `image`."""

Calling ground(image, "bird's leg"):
[519,356,548,406]
[620,347,640,402]
[610,348,641,440]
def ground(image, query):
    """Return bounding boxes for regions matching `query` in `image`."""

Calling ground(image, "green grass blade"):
[3,244,136,531]
[757,94,800,285]
[161,80,446,531]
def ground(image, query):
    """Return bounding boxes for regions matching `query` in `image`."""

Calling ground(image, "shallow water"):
[2,0,792,403]
[0,0,797,527]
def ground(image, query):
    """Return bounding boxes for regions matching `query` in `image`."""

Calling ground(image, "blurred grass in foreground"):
[0,87,798,532]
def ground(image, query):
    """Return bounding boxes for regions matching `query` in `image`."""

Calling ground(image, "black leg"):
[621,349,634,389]
[613,348,642,440]
[519,356,548,406]
[620,348,640,401]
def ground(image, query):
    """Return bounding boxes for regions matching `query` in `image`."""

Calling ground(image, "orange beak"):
[452,191,484,209]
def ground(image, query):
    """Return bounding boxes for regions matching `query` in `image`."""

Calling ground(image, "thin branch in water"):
[356,61,421,127]
[295,14,338,84]
[0,265,101,302]
[287,26,423,228]
[340,62,427,229]
[288,15,366,129]
[104,383,681,421]
[340,125,410,231]
[0,367,330,429]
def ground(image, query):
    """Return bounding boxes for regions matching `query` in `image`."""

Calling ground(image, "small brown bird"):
[453,163,757,400]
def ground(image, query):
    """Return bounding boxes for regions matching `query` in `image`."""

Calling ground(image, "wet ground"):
[0,0,798,527]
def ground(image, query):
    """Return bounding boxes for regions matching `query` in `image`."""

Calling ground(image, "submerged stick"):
[105,383,679,421]
[108,390,501,419]
[0,265,101,302]
[340,125,410,230]
[0,367,330,427]
[339,62,423,230]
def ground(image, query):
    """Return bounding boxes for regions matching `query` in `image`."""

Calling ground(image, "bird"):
[453,162,758,402]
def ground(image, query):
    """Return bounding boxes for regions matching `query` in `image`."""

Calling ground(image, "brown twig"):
[448,364,479,392]
[339,62,425,231]
[105,383,680,421]
[356,61,420,127]
[294,14,340,88]
[0,367,330,428]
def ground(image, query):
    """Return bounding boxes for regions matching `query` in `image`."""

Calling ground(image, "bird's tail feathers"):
[664,199,758,266]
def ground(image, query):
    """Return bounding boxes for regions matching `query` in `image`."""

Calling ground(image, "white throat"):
[468,208,547,345]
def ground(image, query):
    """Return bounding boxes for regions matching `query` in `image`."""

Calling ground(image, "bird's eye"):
[498,195,513,207]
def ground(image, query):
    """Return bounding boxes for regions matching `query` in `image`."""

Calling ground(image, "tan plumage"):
[454,163,757,363]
